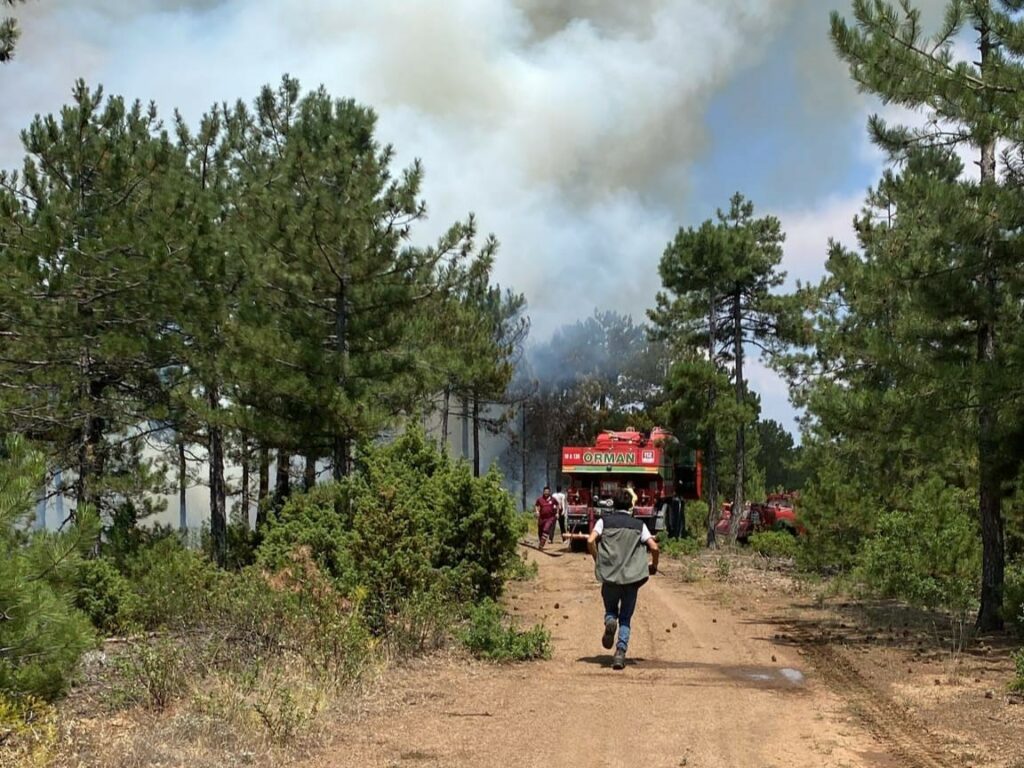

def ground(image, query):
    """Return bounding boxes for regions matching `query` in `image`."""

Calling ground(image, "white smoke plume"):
[4,0,824,334]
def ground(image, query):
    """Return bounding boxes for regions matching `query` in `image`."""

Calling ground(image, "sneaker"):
[612,649,626,670]
[601,617,617,650]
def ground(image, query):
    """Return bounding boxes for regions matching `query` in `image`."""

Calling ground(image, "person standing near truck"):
[534,486,559,550]
[587,491,659,669]
[551,485,568,542]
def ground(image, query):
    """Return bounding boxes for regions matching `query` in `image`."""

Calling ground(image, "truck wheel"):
[773,521,796,536]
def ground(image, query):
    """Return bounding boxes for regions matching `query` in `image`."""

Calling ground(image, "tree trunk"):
[706,292,720,549]
[207,388,227,568]
[275,449,291,504]
[729,290,746,542]
[521,404,528,511]
[976,18,1005,632]
[441,386,451,449]
[178,437,188,532]
[304,452,317,490]
[332,268,350,480]
[256,445,270,530]
[75,378,106,518]
[472,396,481,477]
[240,433,250,529]
[705,418,719,549]
[332,437,350,480]
[461,397,470,460]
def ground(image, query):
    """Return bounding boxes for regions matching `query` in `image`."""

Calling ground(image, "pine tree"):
[651,194,788,545]
[0,436,96,700]
[228,78,494,479]
[452,283,528,476]
[163,104,245,565]
[830,0,1024,630]
[0,82,181,520]
[0,0,26,63]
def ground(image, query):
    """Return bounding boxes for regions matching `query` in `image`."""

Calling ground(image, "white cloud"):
[771,192,862,289]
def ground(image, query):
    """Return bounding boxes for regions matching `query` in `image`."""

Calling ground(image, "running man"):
[587,491,659,669]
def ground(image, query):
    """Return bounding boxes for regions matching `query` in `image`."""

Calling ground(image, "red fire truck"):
[560,427,701,550]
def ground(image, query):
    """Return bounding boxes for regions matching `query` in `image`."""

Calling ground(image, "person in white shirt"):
[587,490,659,670]
[551,485,568,542]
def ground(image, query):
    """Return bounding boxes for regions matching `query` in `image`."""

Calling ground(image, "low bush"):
[116,638,188,711]
[684,500,709,540]
[201,521,260,571]
[1010,648,1024,693]
[74,557,137,635]
[714,557,731,581]
[121,537,224,630]
[257,427,522,635]
[0,437,97,701]
[749,530,799,560]
[854,479,979,615]
[384,587,457,659]
[657,534,701,559]
[459,599,551,662]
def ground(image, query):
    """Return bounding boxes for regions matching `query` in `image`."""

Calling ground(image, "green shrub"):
[684,500,709,540]
[121,537,224,630]
[795,452,879,573]
[459,599,551,662]
[433,463,521,600]
[116,638,188,711]
[256,482,353,578]
[201,521,259,571]
[658,534,701,559]
[256,427,522,634]
[74,557,137,635]
[749,530,799,560]
[855,479,979,614]
[0,437,97,701]
[102,500,176,572]
[1005,559,1024,635]
[714,557,731,581]
[1010,648,1024,693]
[384,587,458,659]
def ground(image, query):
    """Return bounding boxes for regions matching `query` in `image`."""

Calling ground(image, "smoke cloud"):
[3,0,822,332]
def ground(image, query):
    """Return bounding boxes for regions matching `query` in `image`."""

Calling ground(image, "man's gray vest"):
[595,512,649,586]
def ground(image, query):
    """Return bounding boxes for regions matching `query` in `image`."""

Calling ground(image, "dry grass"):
[49,654,379,768]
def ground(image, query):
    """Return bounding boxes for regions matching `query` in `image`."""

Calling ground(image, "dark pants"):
[667,499,684,539]
[601,582,640,652]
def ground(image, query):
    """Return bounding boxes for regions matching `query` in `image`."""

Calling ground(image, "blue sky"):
[2,0,938,438]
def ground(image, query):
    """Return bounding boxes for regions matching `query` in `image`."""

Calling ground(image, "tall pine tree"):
[829,0,1024,630]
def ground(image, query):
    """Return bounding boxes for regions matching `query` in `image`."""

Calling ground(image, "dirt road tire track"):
[799,640,961,768]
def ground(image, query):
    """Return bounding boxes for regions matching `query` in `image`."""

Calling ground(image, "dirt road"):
[330,544,949,768]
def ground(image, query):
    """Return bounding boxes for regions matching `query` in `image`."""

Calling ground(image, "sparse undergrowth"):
[658,534,701,560]
[749,530,799,560]
[459,599,551,662]
[1011,648,1024,693]
[0,695,56,768]
[14,429,543,767]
